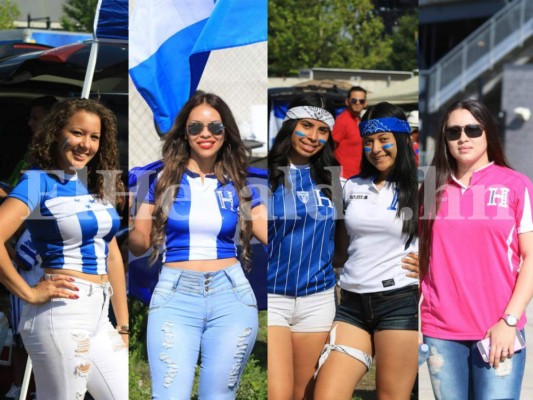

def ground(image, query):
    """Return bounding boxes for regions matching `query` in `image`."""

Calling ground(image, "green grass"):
[128,298,267,399]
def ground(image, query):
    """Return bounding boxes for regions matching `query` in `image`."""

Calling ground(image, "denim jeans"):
[19,278,128,399]
[424,334,526,400]
[147,263,259,399]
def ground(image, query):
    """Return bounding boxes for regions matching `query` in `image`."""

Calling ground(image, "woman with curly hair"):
[129,91,267,399]
[267,92,342,399]
[0,98,128,399]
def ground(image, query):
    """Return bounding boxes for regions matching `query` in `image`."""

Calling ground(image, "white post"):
[19,356,32,400]
[81,40,100,99]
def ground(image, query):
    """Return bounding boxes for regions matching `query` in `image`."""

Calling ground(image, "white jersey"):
[340,176,418,293]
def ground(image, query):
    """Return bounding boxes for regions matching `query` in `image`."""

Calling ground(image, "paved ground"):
[419,305,533,399]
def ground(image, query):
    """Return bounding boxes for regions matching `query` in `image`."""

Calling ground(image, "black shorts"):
[334,285,418,334]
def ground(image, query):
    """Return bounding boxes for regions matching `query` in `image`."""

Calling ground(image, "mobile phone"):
[477,329,526,362]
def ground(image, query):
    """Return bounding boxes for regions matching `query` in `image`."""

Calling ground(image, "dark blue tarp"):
[94,0,128,41]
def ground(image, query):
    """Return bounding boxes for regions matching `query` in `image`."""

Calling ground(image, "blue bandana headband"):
[283,106,335,131]
[359,117,411,137]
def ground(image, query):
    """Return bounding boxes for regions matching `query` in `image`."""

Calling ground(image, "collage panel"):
[128,0,267,399]
[418,1,533,399]
[268,1,419,399]
[0,1,532,400]
[0,1,130,399]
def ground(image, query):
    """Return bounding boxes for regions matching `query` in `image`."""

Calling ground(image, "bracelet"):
[116,324,129,334]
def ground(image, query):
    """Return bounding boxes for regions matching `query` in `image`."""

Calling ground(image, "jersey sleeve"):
[249,184,263,208]
[516,178,533,234]
[143,174,158,205]
[8,170,46,212]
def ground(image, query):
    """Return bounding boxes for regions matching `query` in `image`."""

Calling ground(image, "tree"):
[61,0,98,32]
[383,11,418,71]
[268,0,392,76]
[0,0,19,30]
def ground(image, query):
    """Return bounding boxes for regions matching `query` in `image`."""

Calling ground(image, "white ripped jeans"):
[19,277,128,400]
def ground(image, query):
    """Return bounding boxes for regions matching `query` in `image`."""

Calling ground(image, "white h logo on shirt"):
[216,191,234,210]
[314,189,333,209]
[487,187,510,208]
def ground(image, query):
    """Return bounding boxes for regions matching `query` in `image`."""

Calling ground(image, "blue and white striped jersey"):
[146,170,262,263]
[268,165,337,296]
[8,169,120,275]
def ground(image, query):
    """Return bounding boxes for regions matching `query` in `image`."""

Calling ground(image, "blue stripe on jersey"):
[268,166,337,296]
[158,170,260,263]
[165,172,193,262]
[8,169,120,275]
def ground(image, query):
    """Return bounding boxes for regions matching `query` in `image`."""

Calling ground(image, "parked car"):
[0,40,128,181]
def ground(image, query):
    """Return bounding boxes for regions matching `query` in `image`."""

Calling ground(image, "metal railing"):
[424,0,533,113]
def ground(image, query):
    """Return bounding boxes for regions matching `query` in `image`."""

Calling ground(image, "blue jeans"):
[147,263,259,399]
[424,335,526,400]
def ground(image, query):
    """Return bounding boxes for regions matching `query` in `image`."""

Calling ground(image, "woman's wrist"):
[116,323,129,334]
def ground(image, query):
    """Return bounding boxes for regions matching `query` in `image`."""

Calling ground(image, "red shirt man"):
[332,86,367,179]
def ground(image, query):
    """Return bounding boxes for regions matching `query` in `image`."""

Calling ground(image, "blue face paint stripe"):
[318,138,327,145]
[363,147,372,152]
[294,131,306,137]
[382,143,395,150]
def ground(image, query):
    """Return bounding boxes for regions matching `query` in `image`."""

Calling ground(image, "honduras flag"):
[129,0,267,134]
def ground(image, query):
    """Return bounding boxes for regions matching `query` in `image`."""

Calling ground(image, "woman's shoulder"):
[490,165,533,187]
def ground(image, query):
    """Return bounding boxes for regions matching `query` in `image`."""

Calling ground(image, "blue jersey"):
[8,169,120,275]
[146,169,262,263]
[268,165,337,296]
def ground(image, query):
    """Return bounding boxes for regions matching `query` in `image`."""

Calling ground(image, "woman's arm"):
[486,231,533,367]
[107,237,129,346]
[333,220,348,269]
[0,198,78,303]
[251,204,267,246]
[129,202,154,256]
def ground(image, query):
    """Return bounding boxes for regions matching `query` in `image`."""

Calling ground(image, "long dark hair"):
[360,102,418,236]
[29,98,124,209]
[150,91,254,269]
[419,99,511,277]
[268,93,339,200]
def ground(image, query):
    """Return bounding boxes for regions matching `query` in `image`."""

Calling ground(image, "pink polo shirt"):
[421,163,533,340]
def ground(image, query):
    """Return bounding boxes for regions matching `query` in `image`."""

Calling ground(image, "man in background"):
[332,86,367,180]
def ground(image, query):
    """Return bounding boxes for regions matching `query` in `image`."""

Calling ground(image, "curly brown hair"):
[150,91,254,269]
[28,98,125,209]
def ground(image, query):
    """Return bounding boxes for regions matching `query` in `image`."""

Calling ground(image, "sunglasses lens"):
[445,124,483,140]
[187,122,203,135]
[464,125,482,138]
[351,99,365,104]
[208,122,224,135]
[444,127,462,141]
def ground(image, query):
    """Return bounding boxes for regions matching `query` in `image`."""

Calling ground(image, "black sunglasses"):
[444,124,484,141]
[187,121,225,136]
[350,98,366,105]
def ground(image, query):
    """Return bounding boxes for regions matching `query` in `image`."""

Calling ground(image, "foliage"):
[268,0,392,76]
[128,298,267,399]
[383,11,418,71]
[60,0,98,32]
[0,0,19,30]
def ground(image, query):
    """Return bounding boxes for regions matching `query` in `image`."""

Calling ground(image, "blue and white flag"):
[129,0,267,134]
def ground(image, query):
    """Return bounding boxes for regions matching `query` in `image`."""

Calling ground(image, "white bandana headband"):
[283,106,335,130]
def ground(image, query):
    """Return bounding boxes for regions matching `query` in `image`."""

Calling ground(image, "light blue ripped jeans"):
[424,334,526,400]
[147,263,259,399]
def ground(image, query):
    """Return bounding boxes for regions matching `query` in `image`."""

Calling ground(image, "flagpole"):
[81,40,99,99]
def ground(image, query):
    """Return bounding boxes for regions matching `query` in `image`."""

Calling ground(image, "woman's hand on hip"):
[29,275,79,304]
